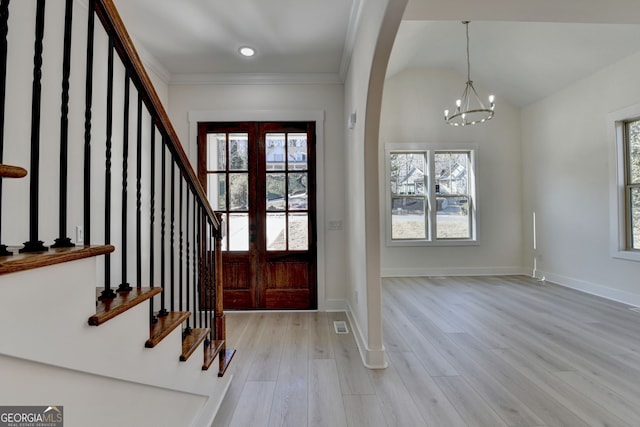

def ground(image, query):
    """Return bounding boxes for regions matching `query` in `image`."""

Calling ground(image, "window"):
[609,105,640,262]
[625,120,640,250]
[385,144,478,246]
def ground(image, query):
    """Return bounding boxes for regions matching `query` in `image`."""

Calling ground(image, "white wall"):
[379,68,524,276]
[166,83,347,308]
[522,50,640,305]
[344,0,407,368]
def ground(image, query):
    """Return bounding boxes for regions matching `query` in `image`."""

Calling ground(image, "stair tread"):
[180,328,210,361]
[218,348,236,377]
[202,340,225,371]
[0,245,114,276]
[89,287,162,326]
[0,164,27,179]
[146,311,191,348]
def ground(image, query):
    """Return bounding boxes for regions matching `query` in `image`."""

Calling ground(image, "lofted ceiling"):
[114,0,640,107]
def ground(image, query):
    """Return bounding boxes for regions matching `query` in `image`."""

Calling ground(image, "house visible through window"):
[386,144,477,246]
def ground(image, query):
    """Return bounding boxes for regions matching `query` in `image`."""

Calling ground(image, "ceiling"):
[114,0,640,107]
[113,0,357,81]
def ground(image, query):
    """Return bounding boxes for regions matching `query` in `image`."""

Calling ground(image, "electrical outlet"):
[76,226,84,244]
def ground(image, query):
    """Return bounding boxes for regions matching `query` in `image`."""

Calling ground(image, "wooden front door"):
[198,122,316,309]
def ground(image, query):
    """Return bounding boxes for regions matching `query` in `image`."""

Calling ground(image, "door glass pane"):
[288,133,307,170]
[229,133,248,171]
[228,213,248,251]
[631,187,640,249]
[266,173,286,211]
[229,173,248,211]
[266,133,286,171]
[629,120,640,184]
[436,196,470,239]
[267,212,286,251]
[289,213,308,250]
[391,197,426,239]
[218,213,228,251]
[207,173,226,210]
[207,133,226,171]
[288,173,308,210]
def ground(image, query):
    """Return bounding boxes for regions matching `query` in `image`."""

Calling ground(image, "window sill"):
[387,239,480,247]
[611,250,640,263]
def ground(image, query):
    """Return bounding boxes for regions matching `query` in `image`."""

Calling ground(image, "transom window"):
[385,144,478,246]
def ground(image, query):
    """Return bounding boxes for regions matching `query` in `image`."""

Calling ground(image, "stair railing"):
[0,0,227,360]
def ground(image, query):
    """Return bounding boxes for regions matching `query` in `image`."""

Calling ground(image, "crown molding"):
[339,0,363,80]
[169,72,343,86]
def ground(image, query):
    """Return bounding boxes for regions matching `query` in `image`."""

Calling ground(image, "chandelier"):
[444,21,495,126]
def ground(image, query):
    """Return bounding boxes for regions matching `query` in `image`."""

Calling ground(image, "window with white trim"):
[385,144,478,246]
[623,119,640,249]
[609,105,640,262]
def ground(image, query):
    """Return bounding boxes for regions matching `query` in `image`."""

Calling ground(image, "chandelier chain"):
[443,20,495,126]
[465,21,471,83]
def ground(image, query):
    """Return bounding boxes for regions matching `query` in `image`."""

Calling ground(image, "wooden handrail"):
[93,0,220,232]
[0,164,27,179]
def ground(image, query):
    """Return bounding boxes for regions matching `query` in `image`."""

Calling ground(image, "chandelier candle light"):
[444,21,495,126]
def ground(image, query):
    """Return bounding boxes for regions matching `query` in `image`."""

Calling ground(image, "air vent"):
[334,320,349,334]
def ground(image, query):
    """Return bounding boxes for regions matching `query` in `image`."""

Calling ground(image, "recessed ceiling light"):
[239,46,255,57]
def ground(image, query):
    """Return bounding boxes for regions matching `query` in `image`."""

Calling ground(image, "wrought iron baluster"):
[21,0,47,253]
[0,0,12,256]
[136,93,142,289]
[212,224,219,340]
[83,0,95,246]
[179,175,183,313]
[158,140,168,316]
[52,0,74,248]
[149,122,157,323]
[170,160,175,312]
[197,204,202,328]
[184,189,191,334]
[118,71,132,292]
[206,223,213,344]
[99,34,116,299]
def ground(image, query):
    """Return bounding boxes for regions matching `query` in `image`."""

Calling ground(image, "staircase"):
[0,1,234,426]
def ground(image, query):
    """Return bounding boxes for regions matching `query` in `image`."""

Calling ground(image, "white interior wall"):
[379,68,524,276]
[343,0,407,368]
[522,50,640,305]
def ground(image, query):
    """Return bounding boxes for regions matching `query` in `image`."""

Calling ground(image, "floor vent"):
[334,320,349,334]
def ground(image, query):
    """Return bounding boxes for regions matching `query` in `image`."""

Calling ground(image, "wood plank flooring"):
[212,276,640,426]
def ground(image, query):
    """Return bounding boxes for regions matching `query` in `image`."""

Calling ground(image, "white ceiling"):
[114,0,640,107]
[113,0,356,80]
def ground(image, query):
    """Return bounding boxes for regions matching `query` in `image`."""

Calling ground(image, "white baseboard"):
[325,299,348,312]
[345,301,387,369]
[381,266,525,277]
[538,270,640,308]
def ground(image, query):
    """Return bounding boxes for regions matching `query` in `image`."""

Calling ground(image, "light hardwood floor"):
[212,276,640,426]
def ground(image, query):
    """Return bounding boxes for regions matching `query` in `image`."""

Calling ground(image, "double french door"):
[198,122,316,309]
